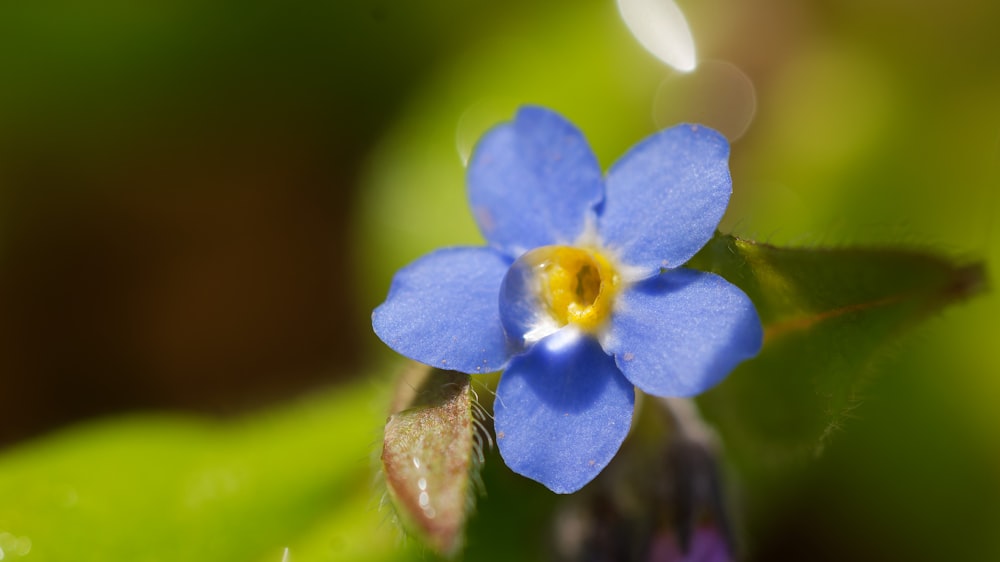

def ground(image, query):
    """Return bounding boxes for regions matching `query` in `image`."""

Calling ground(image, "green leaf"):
[690,234,986,462]
[381,364,481,558]
[0,382,420,562]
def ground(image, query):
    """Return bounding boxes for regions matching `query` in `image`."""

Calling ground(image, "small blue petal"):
[467,106,604,258]
[604,269,762,397]
[372,247,512,374]
[494,329,635,494]
[599,124,731,275]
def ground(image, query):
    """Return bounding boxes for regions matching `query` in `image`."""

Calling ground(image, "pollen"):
[537,246,619,332]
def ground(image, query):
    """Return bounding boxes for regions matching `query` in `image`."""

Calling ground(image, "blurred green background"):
[0,0,998,560]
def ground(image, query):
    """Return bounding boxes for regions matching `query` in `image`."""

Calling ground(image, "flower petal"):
[372,247,512,374]
[467,106,604,258]
[604,269,761,397]
[494,329,635,494]
[599,124,731,275]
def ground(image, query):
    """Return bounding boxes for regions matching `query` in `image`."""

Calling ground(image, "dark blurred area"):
[0,1,525,446]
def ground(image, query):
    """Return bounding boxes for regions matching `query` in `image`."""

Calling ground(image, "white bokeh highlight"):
[617,0,697,72]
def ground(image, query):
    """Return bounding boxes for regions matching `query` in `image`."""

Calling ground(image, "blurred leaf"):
[382,364,481,557]
[690,234,986,462]
[0,382,420,562]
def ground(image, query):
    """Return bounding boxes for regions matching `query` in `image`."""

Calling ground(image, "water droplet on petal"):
[500,246,620,349]
[500,249,561,349]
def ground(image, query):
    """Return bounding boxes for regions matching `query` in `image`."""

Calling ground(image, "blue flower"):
[373,106,762,494]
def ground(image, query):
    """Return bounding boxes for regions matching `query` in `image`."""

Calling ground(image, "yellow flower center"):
[537,246,619,332]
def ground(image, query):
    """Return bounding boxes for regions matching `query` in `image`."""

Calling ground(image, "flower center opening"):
[537,246,618,332]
